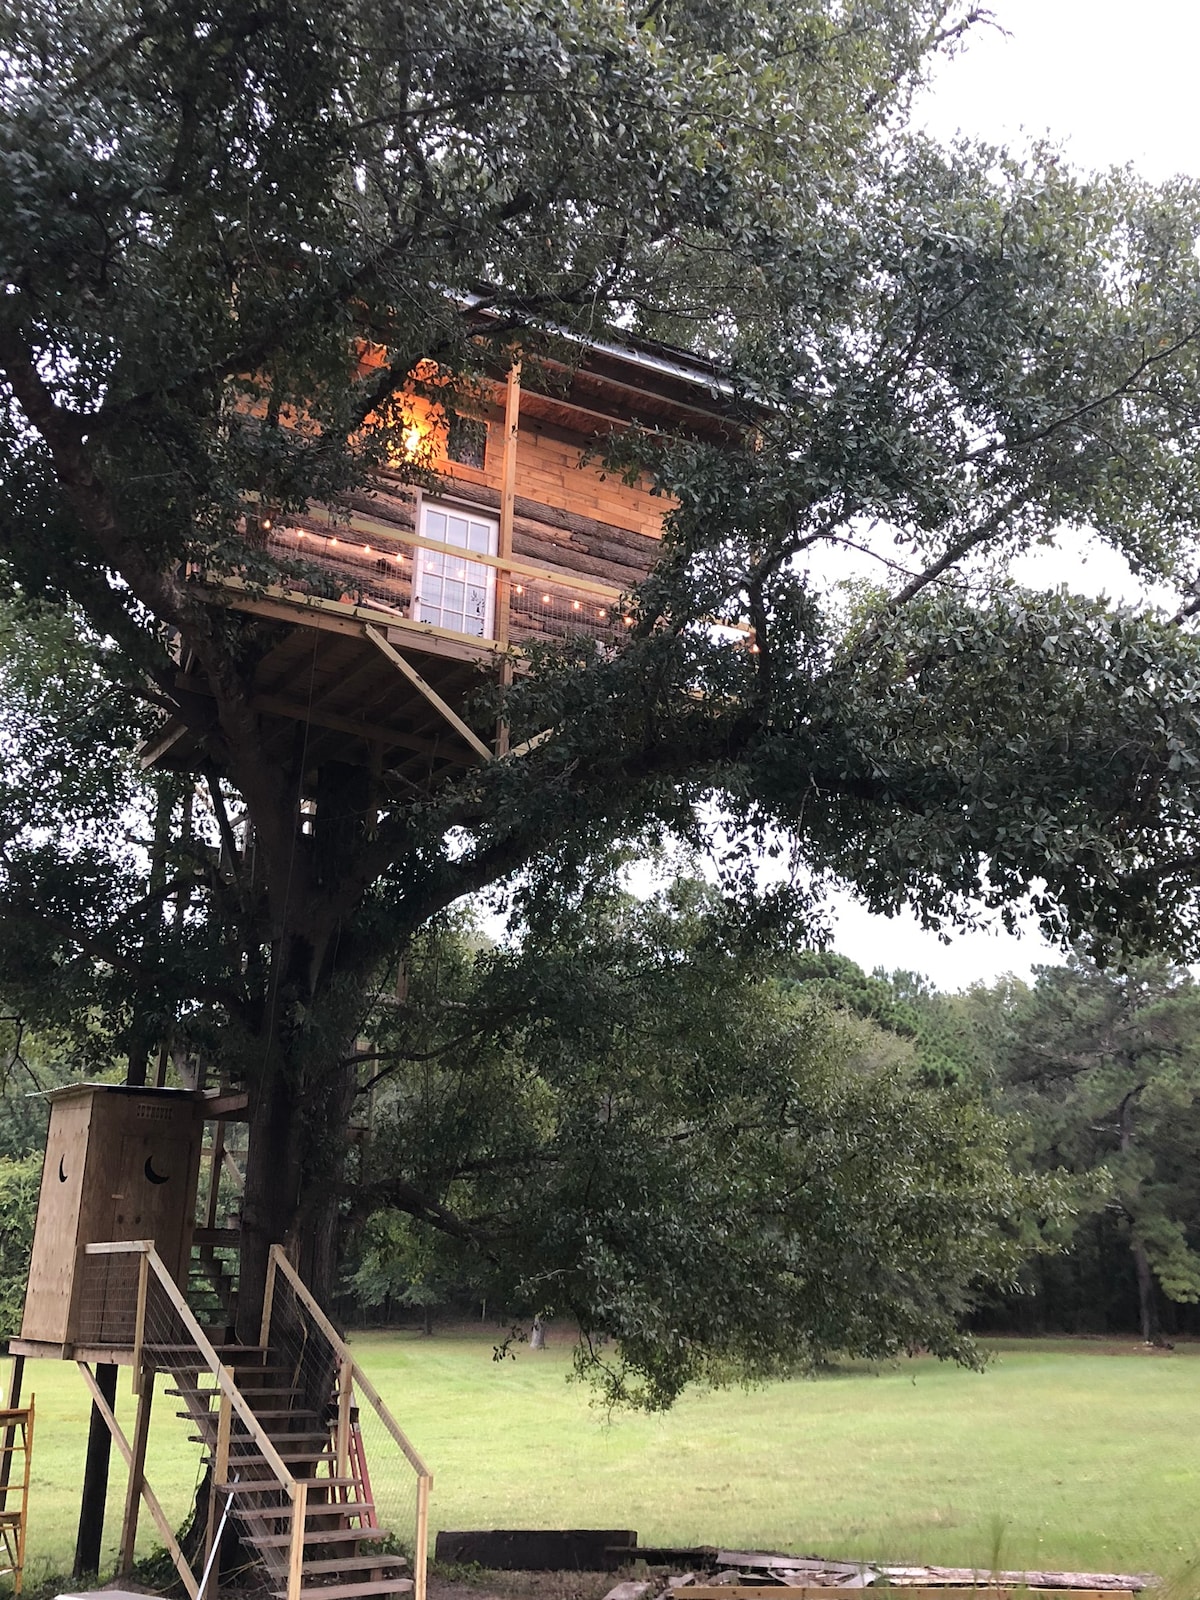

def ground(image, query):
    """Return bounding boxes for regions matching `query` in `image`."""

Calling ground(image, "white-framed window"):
[413,501,498,638]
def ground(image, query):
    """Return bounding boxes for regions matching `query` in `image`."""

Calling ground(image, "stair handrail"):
[85,1241,302,1497]
[84,1241,311,1600]
[263,1244,432,1600]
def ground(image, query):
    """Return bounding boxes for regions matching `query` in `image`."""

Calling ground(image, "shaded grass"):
[6,1336,1199,1588]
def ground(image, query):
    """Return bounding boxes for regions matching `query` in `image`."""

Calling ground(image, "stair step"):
[227,1441,333,1457]
[296,1556,407,1578]
[247,1527,391,1550]
[219,1478,360,1494]
[270,1580,413,1600]
[236,1501,375,1522]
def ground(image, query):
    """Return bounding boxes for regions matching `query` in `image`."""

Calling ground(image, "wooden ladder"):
[0,1400,34,1597]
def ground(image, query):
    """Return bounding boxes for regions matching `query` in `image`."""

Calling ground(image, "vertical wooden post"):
[130,1248,149,1398]
[414,1474,431,1600]
[259,1246,278,1351]
[204,1370,233,1598]
[73,1362,118,1578]
[335,1358,353,1480]
[118,1369,154,1572]
[494,360,521,755]
[206,1121,227,1231]
[286,1482,307,1600]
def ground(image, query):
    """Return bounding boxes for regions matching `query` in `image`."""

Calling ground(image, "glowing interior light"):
[261,518,272,531]
[624,616,635,626]
[330,536,339,547]
[296,530,306,539]
[363,544,372,554]
[403,424,423,455]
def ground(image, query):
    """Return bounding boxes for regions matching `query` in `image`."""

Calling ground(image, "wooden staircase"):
[76,1240,431,1600]
[167,1347,412,1600]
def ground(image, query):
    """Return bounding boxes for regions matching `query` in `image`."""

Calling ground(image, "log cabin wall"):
[262,391,670,650]
[148,336,735,784]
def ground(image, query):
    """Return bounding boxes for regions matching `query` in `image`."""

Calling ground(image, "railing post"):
[205,1367,233,1593]
[286,1481,307,1600]
[131,1246,149,1397]
[414,1474,431,1600]
[336,1357,353,1480]
[259,1245,279,1351]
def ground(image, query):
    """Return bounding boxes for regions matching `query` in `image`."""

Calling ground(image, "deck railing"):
[203,509,637,656]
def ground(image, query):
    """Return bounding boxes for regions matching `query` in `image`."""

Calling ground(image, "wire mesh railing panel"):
[268,1266,421,1569]
[74,1251,143,1348]
[266,527,416,619]
[258,524,629,653]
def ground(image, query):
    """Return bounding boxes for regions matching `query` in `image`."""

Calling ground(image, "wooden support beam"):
[495,361,521,652]
[76,1362,198,1599]
[507,728,554,759]
[171,671,450,762]
[494,362,521,755]
[118,1369,154,1572]
[364,626,493,762]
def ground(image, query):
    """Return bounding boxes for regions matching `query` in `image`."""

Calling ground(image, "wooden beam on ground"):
[76,1362,198,1599]
[364,626,493,762]
[678,1591,1134,1600]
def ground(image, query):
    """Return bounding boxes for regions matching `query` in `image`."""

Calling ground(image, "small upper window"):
[446,415,488,470]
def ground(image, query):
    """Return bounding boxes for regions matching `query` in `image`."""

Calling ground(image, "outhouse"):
[15,1085,205,1357]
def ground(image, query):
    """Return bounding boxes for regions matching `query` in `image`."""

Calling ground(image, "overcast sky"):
[819,1,1200,990]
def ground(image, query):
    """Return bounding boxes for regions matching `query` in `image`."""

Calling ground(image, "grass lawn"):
[6,1334,1198,1590]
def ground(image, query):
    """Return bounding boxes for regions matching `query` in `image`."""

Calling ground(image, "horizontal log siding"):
[513,423,668,540]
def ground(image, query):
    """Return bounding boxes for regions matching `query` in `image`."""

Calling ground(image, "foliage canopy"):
[6,0,1200,1396]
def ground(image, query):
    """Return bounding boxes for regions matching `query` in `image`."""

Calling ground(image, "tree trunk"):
[529,1315,545,1350]
[1132,1236,1160,1344]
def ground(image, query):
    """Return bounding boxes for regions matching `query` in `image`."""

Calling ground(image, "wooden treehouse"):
[141,332,737,785]
[9,1085,431,1600]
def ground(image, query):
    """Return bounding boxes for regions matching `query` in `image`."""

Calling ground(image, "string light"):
[330,536,339,547]
[541,593,551,604]
[363,544,371,554]
[598,609,607,619]
[515,584,524,595]
[572,600,581,610]
[296,530,306,539]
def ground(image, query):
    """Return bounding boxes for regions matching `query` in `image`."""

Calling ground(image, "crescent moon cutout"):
[58,1156,67,1183]
[144,1156,169,1185]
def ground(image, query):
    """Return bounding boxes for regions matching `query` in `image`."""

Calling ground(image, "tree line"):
[9,882,1194,1382]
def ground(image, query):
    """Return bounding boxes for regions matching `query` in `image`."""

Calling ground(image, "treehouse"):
[141,330,738,786]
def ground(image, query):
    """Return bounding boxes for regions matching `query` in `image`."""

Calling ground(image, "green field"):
[6,1334,1199,1591]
